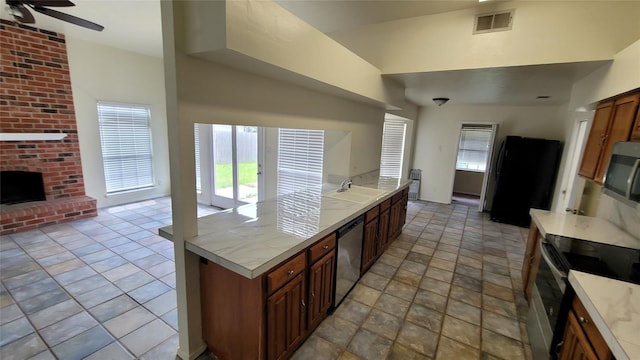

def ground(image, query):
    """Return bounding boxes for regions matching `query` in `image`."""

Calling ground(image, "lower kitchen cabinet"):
[378,205,390,252]
[307,251,335,330]
[267,273,306,360]
[522,221,542,302]
[558,296,613,360]
[361,207,379,274]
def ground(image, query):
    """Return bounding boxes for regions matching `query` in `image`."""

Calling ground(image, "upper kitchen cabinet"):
[632,101,640,141]
[579,92,640,184]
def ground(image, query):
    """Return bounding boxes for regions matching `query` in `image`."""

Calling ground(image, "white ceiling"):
[0,0,610,107]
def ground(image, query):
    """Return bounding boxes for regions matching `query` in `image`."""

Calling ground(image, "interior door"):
[556,119,590,213]
[211,125,262,208]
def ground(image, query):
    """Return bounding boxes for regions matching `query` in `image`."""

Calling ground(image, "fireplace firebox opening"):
[0,171,47,205]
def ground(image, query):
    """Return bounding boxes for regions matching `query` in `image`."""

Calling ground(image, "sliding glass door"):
[211,125,263,208]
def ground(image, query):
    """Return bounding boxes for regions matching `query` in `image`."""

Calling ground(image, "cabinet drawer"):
[365,206,379,223]
[392,192,403,204]
[572,297,612,360]
[402,187,409,196]
[267,252,306,294]
[308,233,336,264]
[380,199,391,212]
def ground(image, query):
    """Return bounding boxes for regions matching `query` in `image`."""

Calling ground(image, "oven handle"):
[626,159,640,199]
[539,240,568,292]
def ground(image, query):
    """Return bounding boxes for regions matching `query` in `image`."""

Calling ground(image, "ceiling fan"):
[6,0,103,31]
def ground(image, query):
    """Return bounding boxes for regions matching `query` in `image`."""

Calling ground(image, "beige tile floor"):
[1,198,532,359]
[292,200,532,360]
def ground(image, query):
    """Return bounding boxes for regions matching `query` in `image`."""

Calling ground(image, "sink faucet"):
[338,179,352,192]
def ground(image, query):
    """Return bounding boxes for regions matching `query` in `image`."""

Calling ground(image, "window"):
[97,103,154,193]
[194,124,201,193]
[277,128,325,195]
[277,128,324,238]
[456,125,492,172]
[380,120,406,178]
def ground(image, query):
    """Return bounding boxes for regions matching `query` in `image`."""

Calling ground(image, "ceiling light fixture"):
[433,97,450,106]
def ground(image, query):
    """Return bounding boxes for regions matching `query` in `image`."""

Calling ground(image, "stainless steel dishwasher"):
[333,215,364,307]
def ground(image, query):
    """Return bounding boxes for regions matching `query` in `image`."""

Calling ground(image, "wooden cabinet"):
[579,101,614,180]
[307,249,335,331]
[522,221,542,302]
[378,205,390,252]
[579,92,640,184]
[559,296,613,360]
[632,102,640,140]
[389,192,404,241]
[361,206,380,274]
[559,310,598,360]
[267,273,306,360]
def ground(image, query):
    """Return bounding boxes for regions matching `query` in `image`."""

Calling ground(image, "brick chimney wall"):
[0,20,96,234]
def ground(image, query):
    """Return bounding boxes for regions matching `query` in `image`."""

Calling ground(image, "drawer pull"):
[579,316,588,324]
[323,245,329,250]
[287,270,294,276]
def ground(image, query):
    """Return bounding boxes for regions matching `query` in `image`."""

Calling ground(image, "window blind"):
[97,103,154,193]
[277,128,325,196]
[456,125,492,172]
[380,120,407,178]
[277,128,324,238]
[194,124,201,193]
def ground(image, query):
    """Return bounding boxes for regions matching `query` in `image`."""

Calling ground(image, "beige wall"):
[67,38,170,208]
[411,104,566,205]
[453,170,484,196]
[331,1,640,74]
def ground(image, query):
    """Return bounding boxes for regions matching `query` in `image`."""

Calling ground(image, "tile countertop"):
[529,209,640,250]
[569,271,640,360]
[159,177,411,279]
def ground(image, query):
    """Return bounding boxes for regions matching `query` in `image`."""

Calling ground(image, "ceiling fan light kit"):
[6,0,104,31]
[433,97,450,106]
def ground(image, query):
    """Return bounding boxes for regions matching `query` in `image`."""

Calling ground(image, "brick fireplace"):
[0,19,97,235]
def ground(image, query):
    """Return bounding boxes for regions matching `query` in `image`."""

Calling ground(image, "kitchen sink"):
[322,185,386,204]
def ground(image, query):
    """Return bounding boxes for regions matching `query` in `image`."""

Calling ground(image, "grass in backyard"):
[215,162,257,189]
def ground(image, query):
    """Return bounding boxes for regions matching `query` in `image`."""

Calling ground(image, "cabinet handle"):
[311,291,315,298]
[323,245,329,250]
[287,270,294,276]
[579,316,588,324]
[301,300,306,309]
[555,340,564,355]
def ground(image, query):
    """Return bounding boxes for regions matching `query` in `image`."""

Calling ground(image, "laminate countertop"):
[530,209,640,360]
[159,177,411,279]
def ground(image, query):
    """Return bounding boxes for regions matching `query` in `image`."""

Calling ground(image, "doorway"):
[210,125,264,209]
[555,116,591,213]
[452,123,499,212]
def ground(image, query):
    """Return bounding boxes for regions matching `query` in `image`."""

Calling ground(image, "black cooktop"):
[551,236,640,285]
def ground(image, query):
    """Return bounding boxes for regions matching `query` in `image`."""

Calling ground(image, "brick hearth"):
[0,20,97,235]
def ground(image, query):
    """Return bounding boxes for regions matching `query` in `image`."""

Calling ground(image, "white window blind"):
[194,124,201,193]
[277,128,325,196]
[456,125,492,172]
[97,103,154,193]
[380,120,406,178]
[277,128,324,238]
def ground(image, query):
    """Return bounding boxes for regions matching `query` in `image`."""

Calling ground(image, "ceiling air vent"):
[473,9,514,34]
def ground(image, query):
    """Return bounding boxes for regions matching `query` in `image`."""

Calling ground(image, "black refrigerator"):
[490,136,562,227]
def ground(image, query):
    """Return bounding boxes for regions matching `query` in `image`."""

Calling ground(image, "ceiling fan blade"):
[25,0,75,7]
[31,6,104,31]
[11,3,36,23]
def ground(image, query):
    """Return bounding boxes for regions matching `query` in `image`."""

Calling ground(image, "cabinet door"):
[400,194,408,229]
[361,217,379,274]
[308,251,335,330]
[579,101,614,179]
[389,201,402,241]
[632,101,640,140]
[378,209,390,254]
[594,93,640,183]
[267,273,306,360]
[558,311,598,360]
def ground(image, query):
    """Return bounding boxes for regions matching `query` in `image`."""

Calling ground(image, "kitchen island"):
[526,210,640,360]
[159,177,411,360]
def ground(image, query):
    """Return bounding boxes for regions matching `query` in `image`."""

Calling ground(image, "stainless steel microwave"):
[602,141,640,210]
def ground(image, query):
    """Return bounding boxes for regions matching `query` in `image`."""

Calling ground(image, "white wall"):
[412,104,567,205]
[67,38,170,208]
[332,1,640,74]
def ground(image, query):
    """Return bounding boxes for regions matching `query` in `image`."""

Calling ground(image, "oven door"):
[528,240,569,359]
